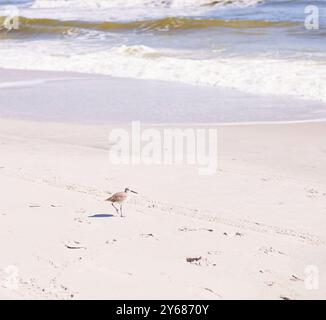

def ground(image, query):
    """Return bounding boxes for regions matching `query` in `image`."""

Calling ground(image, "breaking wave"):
[0,44,325,103]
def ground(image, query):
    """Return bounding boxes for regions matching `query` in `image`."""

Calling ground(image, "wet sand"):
[1,68,326,124]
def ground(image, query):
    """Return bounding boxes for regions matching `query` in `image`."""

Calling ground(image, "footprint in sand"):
[29,204,41,208]
[64,241,86,250]
[259,246,286,256]
[207,250,221,256]
[178,227,197,232]
[305,188,320,199]
[265,281,275,287]
[202,287,222,298]
[140,233,158,240]
[223,232,244,237]
[105,239,117,245]
[178,227,214,233]
[74,217,91,224]
[290,275,303,282]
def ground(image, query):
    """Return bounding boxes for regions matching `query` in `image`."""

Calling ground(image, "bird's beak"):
[131,190,138,194]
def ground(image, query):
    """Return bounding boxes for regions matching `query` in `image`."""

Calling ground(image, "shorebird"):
[105,188,138,217]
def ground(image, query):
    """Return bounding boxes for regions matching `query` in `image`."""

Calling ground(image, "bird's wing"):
[107,192,126,202]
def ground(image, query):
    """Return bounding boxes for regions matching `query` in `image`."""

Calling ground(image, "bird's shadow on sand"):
[88,214,115,218]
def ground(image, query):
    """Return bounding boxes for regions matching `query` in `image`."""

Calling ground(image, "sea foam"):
[0,44,324,103]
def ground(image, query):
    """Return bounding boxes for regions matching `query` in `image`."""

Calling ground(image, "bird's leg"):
[120,204,123,217]
[112,203,119,215]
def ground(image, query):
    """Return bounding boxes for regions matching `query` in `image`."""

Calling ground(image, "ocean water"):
[0,0,325,103]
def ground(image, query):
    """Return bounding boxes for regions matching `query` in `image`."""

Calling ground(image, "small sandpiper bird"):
[105,188,138,217]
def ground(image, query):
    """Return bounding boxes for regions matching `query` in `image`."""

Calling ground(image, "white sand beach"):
[1,0,326,302]
[0,113,325,299]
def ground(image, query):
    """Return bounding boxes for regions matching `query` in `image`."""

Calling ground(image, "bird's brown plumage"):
[106,192,128,203]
